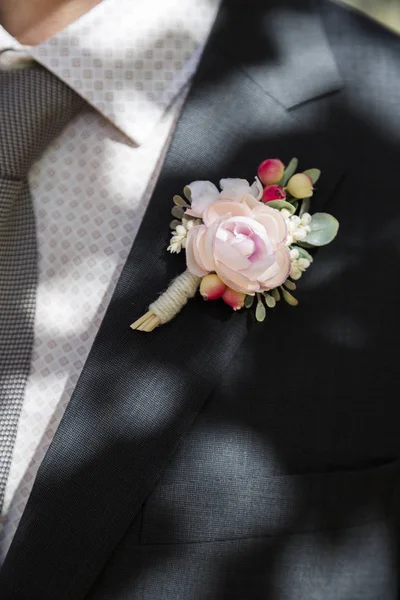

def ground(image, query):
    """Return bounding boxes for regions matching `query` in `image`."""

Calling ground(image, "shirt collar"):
[0,0,220,144]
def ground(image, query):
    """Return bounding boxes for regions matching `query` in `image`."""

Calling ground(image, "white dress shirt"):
[0,0,220,561]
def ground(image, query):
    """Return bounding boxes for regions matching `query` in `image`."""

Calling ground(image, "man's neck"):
[0,0,102,45]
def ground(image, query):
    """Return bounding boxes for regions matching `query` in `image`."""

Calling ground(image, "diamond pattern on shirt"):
[30,0,220,144]
[0,0,220,561]
[0,101,184,560]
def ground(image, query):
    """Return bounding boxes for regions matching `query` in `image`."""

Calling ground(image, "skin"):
[0,0,102,45]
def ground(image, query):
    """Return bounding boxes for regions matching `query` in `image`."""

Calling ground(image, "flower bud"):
[262,185,286,203]
[286,173,313,199]
[222,287,246,310]
[200,274,227,300]
[257,159,285,185]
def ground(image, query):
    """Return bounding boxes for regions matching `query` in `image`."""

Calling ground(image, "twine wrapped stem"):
[130,270,201,332]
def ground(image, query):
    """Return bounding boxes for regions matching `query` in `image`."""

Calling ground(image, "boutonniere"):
[131,157,339,332]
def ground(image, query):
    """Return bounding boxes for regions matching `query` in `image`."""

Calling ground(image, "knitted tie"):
[0,60,84,511]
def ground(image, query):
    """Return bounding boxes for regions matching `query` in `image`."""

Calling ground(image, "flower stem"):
[299,197,310,217]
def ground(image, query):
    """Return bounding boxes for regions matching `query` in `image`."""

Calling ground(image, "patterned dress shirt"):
[0,0,220,561]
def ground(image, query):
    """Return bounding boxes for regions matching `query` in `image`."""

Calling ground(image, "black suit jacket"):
[1,1,400,598]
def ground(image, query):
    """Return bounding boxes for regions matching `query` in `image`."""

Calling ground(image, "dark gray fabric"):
[0,1,400,598]
[0,177,36,509]
[88,3,400,598]
[140,458,399,544]
[0,66,84,509]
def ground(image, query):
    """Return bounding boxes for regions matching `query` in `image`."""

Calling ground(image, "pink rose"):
[186,198,290,294]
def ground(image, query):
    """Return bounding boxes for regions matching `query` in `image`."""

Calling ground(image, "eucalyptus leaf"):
[279,157,298,186]
[271,288,281,302]
[255,300,266,322]
[169,219,182,230]
[281,287,299,307]
[299,197,310,217]
[244,295,255,309]
[183,186,192,202]
[264,293,276,308]
[303,212,339,247]
[171,205,185,219]
[266,200,296,214]
[173,195,189,207]
[283,279,296,291]
[291,245,313,262]
[297,241,315,249]
[303,168,321,184]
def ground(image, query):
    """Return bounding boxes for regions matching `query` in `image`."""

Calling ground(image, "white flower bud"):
[298,258,310,269]
[290,266,302,280]
[293,229,307,241]
[176,225,186,236]
[285,234,294,246]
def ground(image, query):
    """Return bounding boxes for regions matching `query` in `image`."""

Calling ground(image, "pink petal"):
[219,178,251,197]
[245,246,276,280]
[260,246,291,290]
[220,178,250,189]
[215,261,261,294]
[243,193,261,209]
[186,226,210,277]
[186,181,219,218]
[203,201,251,227]
[250,178,263,201]
[224,215,265,235]
[201,220,220,272]
[193,227,214,272]
[222,217,273,261]
[214,237,250,271]
[230,235,254,257]
[252,205,287,245]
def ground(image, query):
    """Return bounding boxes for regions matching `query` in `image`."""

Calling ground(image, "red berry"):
[262,185,286,203]
[257,159,285,185]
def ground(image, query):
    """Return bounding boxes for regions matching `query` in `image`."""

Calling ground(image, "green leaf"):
[244,295,254,309]
[171,205,185,219]
[264,293,276,308]
[302,212,339,247]
[169,219,182,230]
[291,245,313,262]
[299,197,310,217]
[266,200,296,214]
[271,288,281,302]
[303,168,321,184]
[283,279,296,291]
[183,186,192,202]
[279,157,298,187]
[281,287,299,306]
[255,298,266,322]
[173,195,189,207]
[297,241,315,249]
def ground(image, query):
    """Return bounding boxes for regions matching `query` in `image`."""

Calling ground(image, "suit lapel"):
[218,0,344,110]
[0,2,345,598]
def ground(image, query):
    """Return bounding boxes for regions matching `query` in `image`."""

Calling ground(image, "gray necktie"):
[0,58,84,511]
